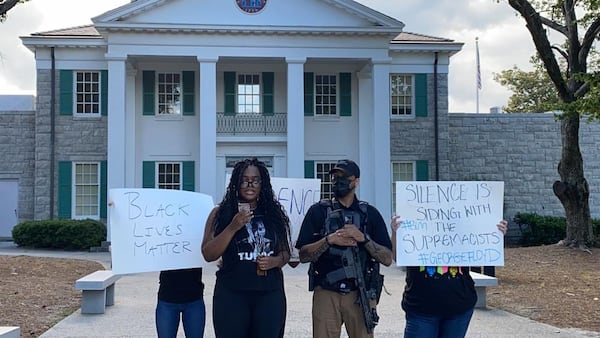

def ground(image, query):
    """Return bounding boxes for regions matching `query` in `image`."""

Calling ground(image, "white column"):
[286,58,306,178]
[106,57,127,241]
[198,57,218,200]
[357,65,374,201]
[372,61,392,219]
[124,63,137,188]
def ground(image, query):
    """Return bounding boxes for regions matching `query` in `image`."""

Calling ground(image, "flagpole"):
[476,37,481,114]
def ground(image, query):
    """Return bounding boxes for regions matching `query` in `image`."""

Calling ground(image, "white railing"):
[216,112,287,135]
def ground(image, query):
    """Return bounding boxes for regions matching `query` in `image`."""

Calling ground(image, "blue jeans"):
[156,298,206,338]
[404,308,474,338]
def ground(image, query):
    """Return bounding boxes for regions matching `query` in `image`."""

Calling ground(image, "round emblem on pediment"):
[236,0,268,14]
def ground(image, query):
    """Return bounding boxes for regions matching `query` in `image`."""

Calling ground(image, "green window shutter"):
[100,161,107,218]
[415,74,428,117]
[182,71,195,116]
[262,72,274,116]
[59,70,73,115]
[304,160,315,178]
[304,72,314,116]
[224,71,236,116]
[416,160,429,181]
[339,72,352,117]
[143,71,155,116]
[101,70,108,116]
[182,161,195,191]
[142,161,155,188]
[58,161,72,218]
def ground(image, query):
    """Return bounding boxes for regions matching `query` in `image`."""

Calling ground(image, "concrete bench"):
[0,327,20,338]
[75,270,121,314]
[471,271,498,308]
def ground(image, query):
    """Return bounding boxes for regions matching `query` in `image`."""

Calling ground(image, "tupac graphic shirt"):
[216,209,284,291]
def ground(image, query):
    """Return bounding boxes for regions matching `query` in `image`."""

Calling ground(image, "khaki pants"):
[312,286,375,338]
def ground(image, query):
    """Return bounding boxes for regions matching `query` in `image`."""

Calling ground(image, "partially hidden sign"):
[109,189,214,274]
[395,181,505,267]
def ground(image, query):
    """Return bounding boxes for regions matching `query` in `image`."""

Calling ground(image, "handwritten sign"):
[395,181,504,267]
[225,175,321,261]
[109,189,214,274]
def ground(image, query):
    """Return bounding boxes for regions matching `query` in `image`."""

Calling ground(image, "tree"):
[503,0,600,247]
[0,0,28,21]
[493,55,562,112]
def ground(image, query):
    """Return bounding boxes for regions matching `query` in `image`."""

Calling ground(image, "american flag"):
[476,38,482,90]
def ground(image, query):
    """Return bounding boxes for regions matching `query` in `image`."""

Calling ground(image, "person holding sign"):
[201,158,292,338]
[392,215,508,338]
[295,159,393,338]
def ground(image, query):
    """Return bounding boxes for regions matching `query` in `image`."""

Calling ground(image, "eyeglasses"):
[240,179,262,188]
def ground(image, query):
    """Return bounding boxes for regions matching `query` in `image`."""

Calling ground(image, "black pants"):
[212,282,286,338]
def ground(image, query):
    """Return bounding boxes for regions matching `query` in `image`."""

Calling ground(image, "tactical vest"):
[311,199,380,294]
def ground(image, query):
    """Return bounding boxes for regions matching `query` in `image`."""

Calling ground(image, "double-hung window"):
[316,161,337,200]
[390,74,414,117]
[74,162,100,219]
[237,74,261,114]
[157,73,182,115]
[60,70,107,116]
[142,70,195,116]
[391,161,415,214]
[157,162,182,190]
[315,74,337,116]
[75,71,100,115]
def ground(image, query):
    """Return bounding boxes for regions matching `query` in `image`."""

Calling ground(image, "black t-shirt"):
[158,268,204,303]
[295,197,392,290]
[402,266,477,316]
[216,209,284,291]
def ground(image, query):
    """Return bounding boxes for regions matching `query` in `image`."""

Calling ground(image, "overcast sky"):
[0,0,536,113]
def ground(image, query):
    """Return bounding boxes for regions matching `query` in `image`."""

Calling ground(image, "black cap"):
[329,159,360,178]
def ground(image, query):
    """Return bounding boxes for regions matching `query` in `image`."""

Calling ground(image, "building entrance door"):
[0,180,18,239]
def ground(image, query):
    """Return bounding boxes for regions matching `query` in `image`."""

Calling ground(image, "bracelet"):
[324,234,331,246]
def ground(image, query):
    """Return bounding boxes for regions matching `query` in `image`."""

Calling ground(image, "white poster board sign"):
[225,175,321,261]
[109,188,214,274]
[395,181,504,267]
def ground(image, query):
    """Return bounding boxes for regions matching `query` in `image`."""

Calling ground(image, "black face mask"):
[332,176,353,198]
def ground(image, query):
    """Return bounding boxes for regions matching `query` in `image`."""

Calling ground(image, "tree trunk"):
[552,115,593,246]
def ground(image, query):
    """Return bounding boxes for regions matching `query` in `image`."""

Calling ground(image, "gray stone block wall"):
[391,74,450,179]
[0,110,35,221]
[448,113,600,223]
[33,69,108,220]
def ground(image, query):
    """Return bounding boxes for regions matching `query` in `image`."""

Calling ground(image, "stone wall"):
[0,110,36,221]
[448,113,600,224]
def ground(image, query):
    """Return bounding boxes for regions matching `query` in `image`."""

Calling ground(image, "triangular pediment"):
[93,0,404,34]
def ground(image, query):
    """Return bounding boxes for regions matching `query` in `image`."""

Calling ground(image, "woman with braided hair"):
[202,157,291,338]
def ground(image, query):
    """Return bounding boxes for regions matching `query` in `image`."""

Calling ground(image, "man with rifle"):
[296,159,393,337]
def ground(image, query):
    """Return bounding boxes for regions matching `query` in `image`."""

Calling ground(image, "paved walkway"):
[0,242,598,338]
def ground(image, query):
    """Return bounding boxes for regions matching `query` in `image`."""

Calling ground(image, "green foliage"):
[493,56,562,113]
[12,219,107,251]
[513,212,600,247]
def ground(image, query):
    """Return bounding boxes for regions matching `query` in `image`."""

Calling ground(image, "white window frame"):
[72,162,100,220]
[316,161,337,200]
[157,162,182,190]
[390,74,414,118]
[157,72,182,116]
[314,74,338,117]
[74,71,101,116]
[237,73,261,114]
[391,161,416,214]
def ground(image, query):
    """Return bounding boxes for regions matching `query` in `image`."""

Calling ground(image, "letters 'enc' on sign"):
[395,181,505,267]
[109,189,214,274]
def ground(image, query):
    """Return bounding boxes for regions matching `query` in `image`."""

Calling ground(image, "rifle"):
[323,210,379,333]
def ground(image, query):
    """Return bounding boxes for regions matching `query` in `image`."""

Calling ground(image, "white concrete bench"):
[471,271,498,308]
[0,327,20,338]
[75,270,121,314]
